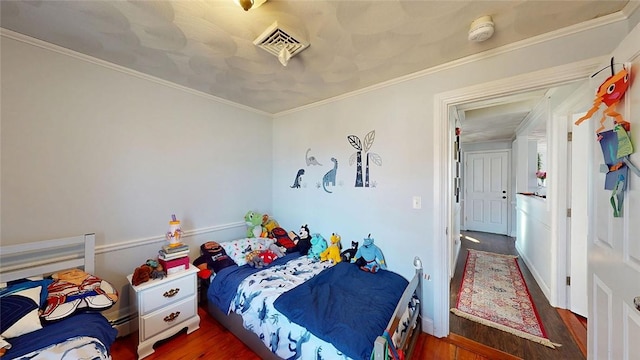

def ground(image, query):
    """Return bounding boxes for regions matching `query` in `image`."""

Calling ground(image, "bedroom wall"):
[0,34,273,320]
[271,18,631,335]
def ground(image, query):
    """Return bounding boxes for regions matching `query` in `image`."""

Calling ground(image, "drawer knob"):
[163,288,180,298]
[164,311,180,322]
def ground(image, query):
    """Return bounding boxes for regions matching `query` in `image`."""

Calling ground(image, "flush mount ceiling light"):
[254,21,309,66]
[235,0,267,11]
[468,15,495,42]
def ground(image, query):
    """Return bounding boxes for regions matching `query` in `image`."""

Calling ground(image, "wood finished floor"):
[450,231,585,360]
[111,305,521,359]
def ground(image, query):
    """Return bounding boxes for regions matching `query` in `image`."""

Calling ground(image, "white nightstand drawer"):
[140,275,195,315]
[140,296,196,341]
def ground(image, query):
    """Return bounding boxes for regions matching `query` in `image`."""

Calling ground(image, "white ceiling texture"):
[0,1,634,142]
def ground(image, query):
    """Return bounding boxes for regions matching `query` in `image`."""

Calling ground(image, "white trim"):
[433,57,602,338]
[96,221,245,255]
[0,29,272,118]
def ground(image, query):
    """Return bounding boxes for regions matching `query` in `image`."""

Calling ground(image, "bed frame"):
[207,256,423,360]
[0,233,95,284]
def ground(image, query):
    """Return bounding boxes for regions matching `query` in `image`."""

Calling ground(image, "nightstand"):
[127,266,200,359]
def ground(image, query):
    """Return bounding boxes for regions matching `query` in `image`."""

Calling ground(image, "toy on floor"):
[308,233,327,261]
[193,241,237,278]
[320,233,342,263]
[340,240,359,262]
[353,235,386,273]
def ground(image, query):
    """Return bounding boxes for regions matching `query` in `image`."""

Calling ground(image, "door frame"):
[433,57,604,337]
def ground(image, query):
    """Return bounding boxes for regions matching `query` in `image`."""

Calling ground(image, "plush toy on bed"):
[340,240,359,262]
[352,235,387,273]
[308,233,328,261]
[42,268,119,322]
[296,224,313,255]
[244,211,264,238]
[320,233,342,263]
[258,237,286,258]
[193,241,237,278]
[261,214,280,237]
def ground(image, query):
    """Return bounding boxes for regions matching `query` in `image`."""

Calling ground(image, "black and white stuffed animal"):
[340,240,358,262]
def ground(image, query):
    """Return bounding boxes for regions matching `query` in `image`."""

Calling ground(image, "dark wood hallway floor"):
[449,231,585,360]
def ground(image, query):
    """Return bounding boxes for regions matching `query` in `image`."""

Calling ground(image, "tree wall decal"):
[348,130,381,187]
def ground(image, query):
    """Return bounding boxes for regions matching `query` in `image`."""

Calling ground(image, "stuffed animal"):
[340,240,359,262]
[258,249,279,265]
[244,211,264,238]
[245,250,264,268]
[258,237,286,258]
[272,227,298,252]
[353,235,386,273]
[193,241,237,278]
[296,224,312,255]
[320,233,342,263]
[261,214,280,237]
[308,233,328,261]
[42,268,119,321]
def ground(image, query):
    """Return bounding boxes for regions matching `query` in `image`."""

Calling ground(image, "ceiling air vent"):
[253,21,309,66]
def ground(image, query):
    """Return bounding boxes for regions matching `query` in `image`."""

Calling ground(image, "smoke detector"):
[254,21,309,66]
[468,15,494,42]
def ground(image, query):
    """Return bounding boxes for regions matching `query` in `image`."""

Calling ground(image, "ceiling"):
[0,0,631,116]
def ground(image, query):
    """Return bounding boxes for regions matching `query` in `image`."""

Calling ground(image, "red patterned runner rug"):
[451,249,561,349]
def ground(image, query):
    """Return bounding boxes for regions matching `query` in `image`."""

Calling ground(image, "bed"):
[205,237,423,360]
[0,233,118,360]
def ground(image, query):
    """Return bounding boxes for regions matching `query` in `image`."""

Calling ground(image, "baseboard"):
[515,242,552,303]
[422,316,434,335]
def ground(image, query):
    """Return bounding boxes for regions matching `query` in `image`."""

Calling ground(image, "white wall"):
[271,19,630,335]
[0,35,273,319]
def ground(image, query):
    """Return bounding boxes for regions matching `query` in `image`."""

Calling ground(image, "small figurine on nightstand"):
[166,214,183,247]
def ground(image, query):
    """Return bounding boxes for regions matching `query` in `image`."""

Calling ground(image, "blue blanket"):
[208,252,301,313]
[5,312,117,360]
[273,262,409,360]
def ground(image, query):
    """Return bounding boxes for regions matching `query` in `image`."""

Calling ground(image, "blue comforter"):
[4,312,117,360]
[273,262,409,360]
[208,252,301,313]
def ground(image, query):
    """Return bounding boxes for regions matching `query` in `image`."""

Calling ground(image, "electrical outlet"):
[412,196,422,209]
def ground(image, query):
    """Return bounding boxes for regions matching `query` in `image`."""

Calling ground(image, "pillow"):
[0,286,43,338]
[42,269,118,322]
[0,279,53,307]
[220,238,267,266]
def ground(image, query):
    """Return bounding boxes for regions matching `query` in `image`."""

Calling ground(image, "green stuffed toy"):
[244,211,263,238]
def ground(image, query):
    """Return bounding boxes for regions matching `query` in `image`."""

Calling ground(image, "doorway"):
[431,57,603,338]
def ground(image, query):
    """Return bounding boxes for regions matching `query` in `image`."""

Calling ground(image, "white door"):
[570,111,589,318]
[587,23,640,360]
[465,150,509,235]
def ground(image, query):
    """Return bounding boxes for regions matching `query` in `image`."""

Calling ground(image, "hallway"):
[449,231,585,359]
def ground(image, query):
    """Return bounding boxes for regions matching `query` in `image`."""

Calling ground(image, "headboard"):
[0,233,95,284]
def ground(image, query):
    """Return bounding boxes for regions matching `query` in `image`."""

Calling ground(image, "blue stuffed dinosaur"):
[308,233,327,261]
[352,235,386,273]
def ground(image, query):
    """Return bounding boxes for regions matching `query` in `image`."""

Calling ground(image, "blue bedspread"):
[208,252,301,313]
[273,262,409,360]
[5,312,117,360]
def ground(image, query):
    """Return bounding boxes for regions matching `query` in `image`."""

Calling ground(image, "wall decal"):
[348,130,382,187]
[305,148,322,166]
[322,157,338,193]
[290,168,305,188]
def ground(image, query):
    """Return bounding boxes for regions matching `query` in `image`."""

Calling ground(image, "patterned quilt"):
[228,257,352,359]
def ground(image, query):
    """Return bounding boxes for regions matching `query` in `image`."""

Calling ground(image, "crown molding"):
[0,28,272,118]
[276,9,630,117]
